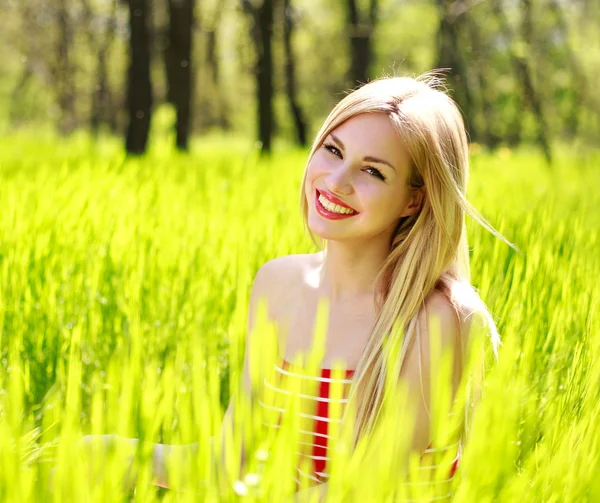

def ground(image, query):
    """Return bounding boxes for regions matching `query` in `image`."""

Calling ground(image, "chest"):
[273,289,377,370]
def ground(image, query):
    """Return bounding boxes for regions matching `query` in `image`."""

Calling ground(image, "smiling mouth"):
[315,189,359,219]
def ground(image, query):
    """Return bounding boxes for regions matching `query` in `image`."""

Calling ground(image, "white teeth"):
[318,194,355,215]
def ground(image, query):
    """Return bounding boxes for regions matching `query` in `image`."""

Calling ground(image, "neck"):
[317,236,391,302]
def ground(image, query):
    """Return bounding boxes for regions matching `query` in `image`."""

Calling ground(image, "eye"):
[323,142,342,158]
[364,167,386,181]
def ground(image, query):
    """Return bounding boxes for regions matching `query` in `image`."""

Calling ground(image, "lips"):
[316,189,358,213]
[314,189,359,220]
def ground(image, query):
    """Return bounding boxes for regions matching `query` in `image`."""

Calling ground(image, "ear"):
[400,187,425,217]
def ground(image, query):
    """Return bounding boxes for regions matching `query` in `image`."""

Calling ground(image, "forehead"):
[329,113,411,171]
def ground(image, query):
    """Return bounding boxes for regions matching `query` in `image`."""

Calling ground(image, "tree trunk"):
[492,0,551,163]
[346,0,378,87]
[92,52,107,136]
[206,8,221,86]
[242,0,275,155]
[283,0,307,146]
[257,0,274,154]
[548,0,594,139]
[83,0,118,137]
[205,7,231,130]
[56,0,76,134]
[435,0,476,141]
[465,8,500,148]
[166,0,195,151]
[9,67,33,127]
[125,0,153,155]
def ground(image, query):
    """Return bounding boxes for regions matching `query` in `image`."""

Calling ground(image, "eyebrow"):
[329,133,397,172]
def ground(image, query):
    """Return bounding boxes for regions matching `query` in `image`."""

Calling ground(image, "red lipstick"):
[315,189,359,220]
[318,189,357,211]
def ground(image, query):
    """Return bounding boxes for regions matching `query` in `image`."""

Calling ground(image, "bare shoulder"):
[253,253,316,289]
[420,290,462,350]
[424,285,478,346]
[422,282,493,359]
[250,253,318,319]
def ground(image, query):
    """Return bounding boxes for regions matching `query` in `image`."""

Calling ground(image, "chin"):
[306,214,350,242]
[306,214,332,239]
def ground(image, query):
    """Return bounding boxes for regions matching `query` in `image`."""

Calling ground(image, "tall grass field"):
[0,133,598,502]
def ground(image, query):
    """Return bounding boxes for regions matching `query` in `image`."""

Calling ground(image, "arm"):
[135,262,277,490]
[293,482,328,502]
[217,261,277,477]
[379,291,465,473]
[73,435,194,490]
[148,442,198,489]
[339,293,466,490]
[158,262,279,489]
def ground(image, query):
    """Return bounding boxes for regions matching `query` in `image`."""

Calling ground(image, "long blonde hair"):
[299,74,510,449]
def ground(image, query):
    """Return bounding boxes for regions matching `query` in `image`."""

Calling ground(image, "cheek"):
[385,192,411,221]
[304,159,324,197]
[361,186,409,219]
[304,168,318,204]
[306,151,331,180]
[304,163,315,193]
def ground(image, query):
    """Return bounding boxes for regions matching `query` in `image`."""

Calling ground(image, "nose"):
[324,162,353,195]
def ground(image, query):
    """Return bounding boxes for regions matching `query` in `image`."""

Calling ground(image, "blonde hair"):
[299,74,511,449]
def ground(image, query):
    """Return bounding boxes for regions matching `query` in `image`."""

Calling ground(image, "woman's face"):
[305,112,422,243]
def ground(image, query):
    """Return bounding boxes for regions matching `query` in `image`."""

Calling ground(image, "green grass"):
[0,133,598,502]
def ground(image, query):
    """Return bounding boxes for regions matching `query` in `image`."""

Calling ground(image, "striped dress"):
[258,356,461,499]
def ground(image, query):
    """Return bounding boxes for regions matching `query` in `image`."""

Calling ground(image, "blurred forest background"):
[0,0,598,159]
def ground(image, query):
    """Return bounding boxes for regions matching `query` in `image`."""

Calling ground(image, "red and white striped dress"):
[258,356,461,497]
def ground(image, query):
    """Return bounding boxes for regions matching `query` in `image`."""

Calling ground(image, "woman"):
[79,74,506,500]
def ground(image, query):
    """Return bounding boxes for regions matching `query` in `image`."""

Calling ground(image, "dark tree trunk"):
[166,0,195,151]
[435,0,476,141]
[283,0,307,146]
[242,0,275,155]
[257,0,274,154]
[56,0,75,134]
[346,0,378,87]
[125,0,153,155]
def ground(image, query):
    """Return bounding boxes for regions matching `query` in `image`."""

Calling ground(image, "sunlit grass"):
[0,135,598,501]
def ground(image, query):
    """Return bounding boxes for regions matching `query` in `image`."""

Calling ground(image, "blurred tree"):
[435,0,476,141]
[492,0,551,163]
[205,9,220,85]
[204,3,231,129]
[82,0,119,136]
[346,0,379,86]
[55,0,76,134]
[165,0,195,151]
[241,0,275,154]
[8,1,36,127]
[1,0,599,150]
[283,0,307,146]
[464,11,502,149]
[547,0,595,139]
[125,0,153,154]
